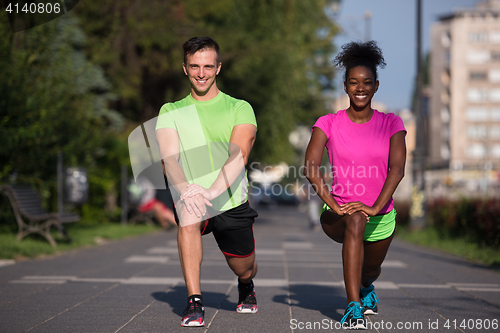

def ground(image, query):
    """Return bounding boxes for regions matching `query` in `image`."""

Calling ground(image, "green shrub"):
[428,198,500,248]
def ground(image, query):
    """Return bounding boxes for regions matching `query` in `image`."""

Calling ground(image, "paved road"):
[0,206,499,333]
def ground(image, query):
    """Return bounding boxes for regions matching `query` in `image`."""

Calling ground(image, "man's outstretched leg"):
[226,254,258,313]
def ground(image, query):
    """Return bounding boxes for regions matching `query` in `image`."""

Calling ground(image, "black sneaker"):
[181,295,205,327]
[340,301,366,330]
[360,284,379,315]
[236,279,257,313]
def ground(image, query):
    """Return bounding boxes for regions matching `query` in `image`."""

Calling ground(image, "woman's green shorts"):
[321,204,396,242]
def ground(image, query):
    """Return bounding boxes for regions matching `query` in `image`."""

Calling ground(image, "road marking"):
[456,287,500,292]
[282,241,313,249]
[256,249,285,255]
[0,259,15,268]
[124,255,169,263]
[10,276,77,284]
[448,283,499,287]
[145,247,287,256]
[399,283,452,289]
[381,260,408,268]
[12,276,499,293]
[373,281,399,289]
[123,277,182,285]
[146,247,178,254]
[125,256,405,269]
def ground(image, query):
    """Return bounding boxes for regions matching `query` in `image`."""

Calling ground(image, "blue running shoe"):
[340,301,366,330]
[181,295,205,327]
[360,284,380,315]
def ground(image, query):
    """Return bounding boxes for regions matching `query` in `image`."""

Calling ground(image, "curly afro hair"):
[333,40,386,82]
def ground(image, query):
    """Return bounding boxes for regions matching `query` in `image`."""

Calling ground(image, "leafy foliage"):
[75,0,339,164]
[427,198,500,248]
[0,13,126,219]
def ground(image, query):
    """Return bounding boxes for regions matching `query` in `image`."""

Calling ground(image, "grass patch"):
[0,223,162,260]
[396,226,500,269]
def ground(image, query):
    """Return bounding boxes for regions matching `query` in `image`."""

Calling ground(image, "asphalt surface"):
[0,206,499,333]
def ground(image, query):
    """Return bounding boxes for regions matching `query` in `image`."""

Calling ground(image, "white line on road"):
[10,276,500,292]
[124,255,169,263]
[0,259,16,267]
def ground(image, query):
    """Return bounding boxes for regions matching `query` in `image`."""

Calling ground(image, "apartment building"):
[429,0,500,170]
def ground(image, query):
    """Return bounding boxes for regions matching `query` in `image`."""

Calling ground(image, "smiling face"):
[183,48,221,101]
[344,65,379,112]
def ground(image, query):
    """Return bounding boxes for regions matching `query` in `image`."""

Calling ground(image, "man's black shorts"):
[174,201,258,257]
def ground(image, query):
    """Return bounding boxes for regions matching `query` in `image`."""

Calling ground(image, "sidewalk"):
[0,207,498,332]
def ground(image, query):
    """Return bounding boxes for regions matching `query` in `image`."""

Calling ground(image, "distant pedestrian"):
[129,176,176,230]
[304,41,406,329]
[156,37,259,327]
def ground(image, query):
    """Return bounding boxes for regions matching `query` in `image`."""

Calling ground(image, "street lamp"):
[410,0,427,230]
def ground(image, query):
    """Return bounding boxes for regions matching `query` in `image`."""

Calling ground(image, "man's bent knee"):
[178,221,205,235]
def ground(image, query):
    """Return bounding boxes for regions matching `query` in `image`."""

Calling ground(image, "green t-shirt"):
[155,92,257,211]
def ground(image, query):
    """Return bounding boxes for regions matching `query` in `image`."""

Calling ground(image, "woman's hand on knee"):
[340,202,375,220]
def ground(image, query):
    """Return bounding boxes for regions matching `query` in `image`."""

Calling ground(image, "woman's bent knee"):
[344,213,366,238]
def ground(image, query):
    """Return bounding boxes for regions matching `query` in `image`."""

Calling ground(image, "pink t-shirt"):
[312,109,406,214]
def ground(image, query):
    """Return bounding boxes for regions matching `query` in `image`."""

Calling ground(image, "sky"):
[332,0,481,111]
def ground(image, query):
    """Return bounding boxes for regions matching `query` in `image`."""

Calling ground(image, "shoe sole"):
[181,319,205,327]
[344,324,367,330]
[181,322,205,327]
[236,306,258,314]
[363,309,378,315]
[343,321,367,330]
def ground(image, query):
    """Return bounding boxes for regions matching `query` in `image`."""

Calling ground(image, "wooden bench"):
[1,185,80,247]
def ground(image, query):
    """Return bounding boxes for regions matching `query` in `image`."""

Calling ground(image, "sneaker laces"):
[362,290,380,308]
[340,301,363,324]
[184,297,203,315]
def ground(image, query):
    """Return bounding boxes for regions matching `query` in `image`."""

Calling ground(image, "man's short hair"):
[182,36,221,64]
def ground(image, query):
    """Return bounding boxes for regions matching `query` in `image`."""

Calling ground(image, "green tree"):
[0,13,126,219]
[75,0,339,165]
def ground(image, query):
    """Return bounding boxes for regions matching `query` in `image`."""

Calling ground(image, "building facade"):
[429,0,500,170]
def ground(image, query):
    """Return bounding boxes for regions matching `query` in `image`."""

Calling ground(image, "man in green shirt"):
[156,37,259,327]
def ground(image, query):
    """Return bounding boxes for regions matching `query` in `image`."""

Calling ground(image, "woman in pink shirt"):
[304,41,406,329]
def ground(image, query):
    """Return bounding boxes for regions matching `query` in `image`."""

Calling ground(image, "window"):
[491,144,500,158]
[467,125,487,139]
[467,143,487,158]
[441,71,450,85]
[467,89,488,103]
[441,90,450,104]
[470,71,487,81]
[441,107,450,123]
[491,126,500,139]
[441,144,450,160]
[492,108,500,121]
[445,51,451,66]
[469,32,488,43]
[441,32,451,47]
[442,127,450,139]
[466,107,489,121]
[490,69,500,83]
[492,89,500,102]
[467,50,490,64]
[490,31,500,44]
